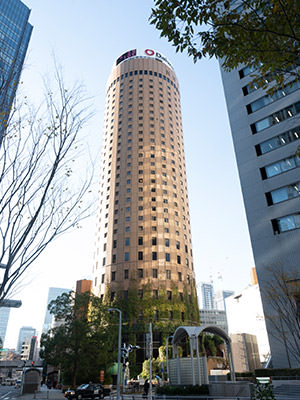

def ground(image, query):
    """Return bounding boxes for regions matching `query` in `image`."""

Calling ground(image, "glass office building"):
[0,0,33,143]
[42,287,71,333]
[200,282,214,310]
[17,325,36,354]
[0,307,10,346]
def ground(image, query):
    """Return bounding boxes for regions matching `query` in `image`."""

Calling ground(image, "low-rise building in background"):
[200,309,228,333]
[225,283,270,363]
[230,333,261,372]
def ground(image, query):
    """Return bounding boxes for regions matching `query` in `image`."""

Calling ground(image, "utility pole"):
[166,335,173,383]
[149,323,153,398]
[108,308,122,400]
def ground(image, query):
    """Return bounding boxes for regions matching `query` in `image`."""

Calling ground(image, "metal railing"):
[109,394,250,400]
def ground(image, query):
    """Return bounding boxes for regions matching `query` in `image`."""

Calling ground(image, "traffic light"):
[121,344,140,366]
[121,347,128,365]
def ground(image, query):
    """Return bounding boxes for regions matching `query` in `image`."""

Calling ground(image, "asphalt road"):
[0,385,20,400]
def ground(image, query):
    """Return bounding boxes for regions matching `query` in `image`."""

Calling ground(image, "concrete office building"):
[225,284,270,363]
[42,287,71,333]
[76,279,92,294]
[92,49,199,363]
[231,333,261,372]
[0,0,33,144]
[21,335,37,361]
[221,61,300,366]
[199,309,228,333]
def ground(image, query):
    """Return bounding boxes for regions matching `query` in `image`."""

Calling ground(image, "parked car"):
[2,378,17,386]
[65,383,110,400]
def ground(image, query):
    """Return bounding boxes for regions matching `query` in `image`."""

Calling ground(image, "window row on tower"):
[106,69,179,95]
[108,288,193,303]
[111,307,187,323]
[104,252,191,265]
[107,268,192,282]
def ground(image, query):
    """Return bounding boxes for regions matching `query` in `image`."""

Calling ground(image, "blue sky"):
[5,0,254,348]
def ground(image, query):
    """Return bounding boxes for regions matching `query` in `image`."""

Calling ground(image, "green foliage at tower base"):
[106,281,200,329]
[105,280,200,377]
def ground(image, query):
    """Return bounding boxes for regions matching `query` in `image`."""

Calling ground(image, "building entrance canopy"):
[169,325,235,385]
[172,325,231,346]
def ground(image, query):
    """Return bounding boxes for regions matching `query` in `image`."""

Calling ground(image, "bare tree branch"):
[0,67,95,304]
[261,265,300,365]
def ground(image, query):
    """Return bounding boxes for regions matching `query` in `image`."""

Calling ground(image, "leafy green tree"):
[150,0,300,90]
[40,292,116,386]
[140,358,161,379]
[199,334,224,357]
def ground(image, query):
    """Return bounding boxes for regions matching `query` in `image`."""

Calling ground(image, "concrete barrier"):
[209,381,251,397]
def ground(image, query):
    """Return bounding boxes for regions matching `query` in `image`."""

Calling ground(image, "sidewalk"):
[18,387,65,400]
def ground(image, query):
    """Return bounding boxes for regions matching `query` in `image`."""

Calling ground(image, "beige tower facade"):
[92,49,199,366]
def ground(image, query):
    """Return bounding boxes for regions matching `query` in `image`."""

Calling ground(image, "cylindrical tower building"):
[92,49,199,367]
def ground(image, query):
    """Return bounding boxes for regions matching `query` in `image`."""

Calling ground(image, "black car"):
[65,383,110,400]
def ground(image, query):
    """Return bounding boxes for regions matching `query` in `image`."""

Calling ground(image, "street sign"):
[100,370,104,383]
[160,362,164,373]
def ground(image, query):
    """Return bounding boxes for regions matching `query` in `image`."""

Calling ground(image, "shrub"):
[255,368,300,377]
[251,380,275,400]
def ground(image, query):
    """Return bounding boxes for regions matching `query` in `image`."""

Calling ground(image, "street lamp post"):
[108,308,122,400]
[166,335,173,383]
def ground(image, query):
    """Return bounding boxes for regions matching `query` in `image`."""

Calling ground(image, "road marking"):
[0,392,11,399]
